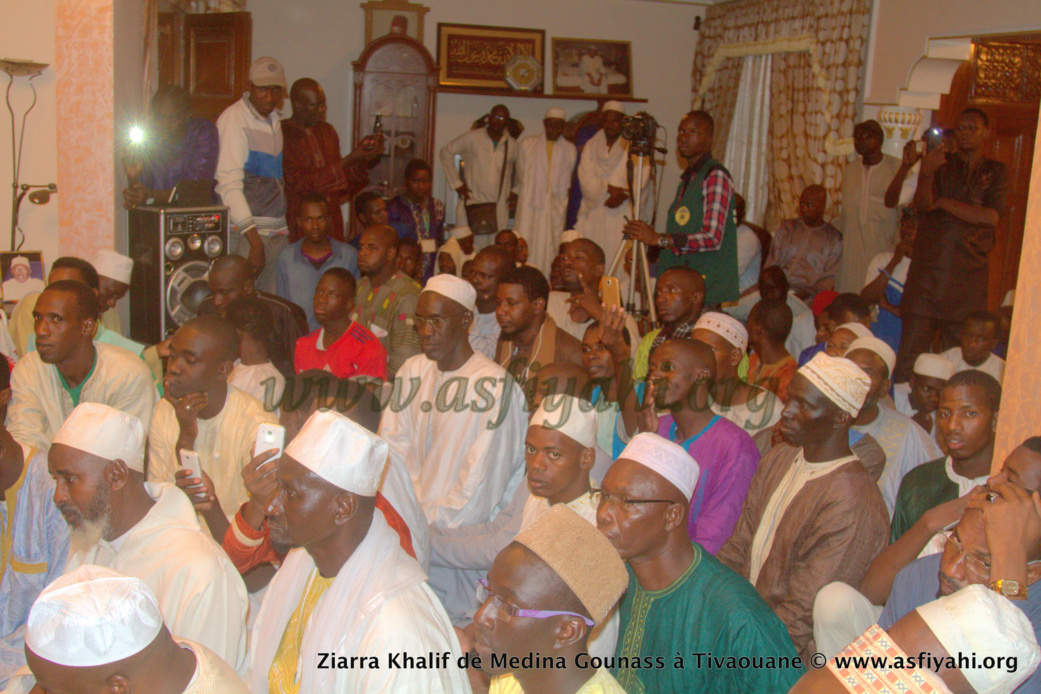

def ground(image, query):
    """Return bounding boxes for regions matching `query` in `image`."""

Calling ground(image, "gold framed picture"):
[360,0,428,46]
[551,38,633,97]
[437,23,545,92]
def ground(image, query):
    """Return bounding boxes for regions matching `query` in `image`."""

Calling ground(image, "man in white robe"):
[380,275,527,623]
[49,403,249,674]
[8,281,157,451]
[513,108,578,275]
[439,104,518,237]
[250,410,470,693]
[844,337,942,513]
[148,315,277,518]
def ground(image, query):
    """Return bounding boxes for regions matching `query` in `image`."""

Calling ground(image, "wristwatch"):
[990,579,1028,599]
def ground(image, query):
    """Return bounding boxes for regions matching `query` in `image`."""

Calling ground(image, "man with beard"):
[494,266,583,386]
[249,410,469,693]
[148,316,277,519]
[8,280,156,450]
[631,266,705,381]
[468,246,512,360]
[50,403,248,673]
[380,274,528,624]
[197,254,308,379]
[718,352,890,659]
[352,224,421,377]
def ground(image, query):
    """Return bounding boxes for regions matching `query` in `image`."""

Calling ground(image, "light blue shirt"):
[275,239,359,331]
[0,447,69,687]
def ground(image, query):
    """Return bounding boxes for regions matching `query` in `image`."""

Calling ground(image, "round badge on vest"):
[674,206,691,226]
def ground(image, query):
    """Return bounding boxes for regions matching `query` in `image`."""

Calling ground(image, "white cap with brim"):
[284,410,388,496]
[248,56,288,90]
[91,249,134,285]
[52,403,146,473]
[26,566,163,668]
[601,101,625,114]
[845,336,897,379]
[529,394,597,449]
[798,352,871,418]
[914,353,956,381]
[618,432,699,501]
[422,274,477,313]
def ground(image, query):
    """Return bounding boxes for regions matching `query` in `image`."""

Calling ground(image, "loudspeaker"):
[127,205,229,344]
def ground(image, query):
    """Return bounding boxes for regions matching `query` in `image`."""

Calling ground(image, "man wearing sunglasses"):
[598,432,803,693]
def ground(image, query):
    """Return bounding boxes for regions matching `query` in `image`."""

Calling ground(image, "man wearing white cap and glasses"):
[381,274,527,625]
[598,432,803,693]
[6,565,249,694]
[575,101,649,267]
[216,56,290,293]
[48,403,249,674]
[513,107,578,275]
[251,410,469,693]
[693,311,783,435]
[718,352,890,660]
[844,336,942,514]
[892,352,955,440]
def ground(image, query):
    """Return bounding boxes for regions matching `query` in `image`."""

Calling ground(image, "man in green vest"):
[624,110,739,308]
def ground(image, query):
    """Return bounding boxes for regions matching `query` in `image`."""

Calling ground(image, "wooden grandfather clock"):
[352,35,439,199]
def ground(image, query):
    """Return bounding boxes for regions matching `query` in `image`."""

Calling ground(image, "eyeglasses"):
[597,491,678,509]
[940,533,991,576]
[414,310,469,331]
[476,579,595,627]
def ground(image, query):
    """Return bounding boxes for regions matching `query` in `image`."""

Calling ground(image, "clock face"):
[505,55,543,92]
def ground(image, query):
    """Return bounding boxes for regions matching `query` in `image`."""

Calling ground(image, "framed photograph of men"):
[0,251,45,304]
[360,0,429,46]
[551,38,633,97]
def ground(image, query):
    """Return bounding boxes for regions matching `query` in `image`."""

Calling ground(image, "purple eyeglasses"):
[476,578,595,627]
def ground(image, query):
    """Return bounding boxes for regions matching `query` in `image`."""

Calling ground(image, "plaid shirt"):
[670,154,734,253]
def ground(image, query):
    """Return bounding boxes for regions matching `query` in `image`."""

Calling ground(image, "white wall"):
[250,0,704,231]
[1,0,59,269]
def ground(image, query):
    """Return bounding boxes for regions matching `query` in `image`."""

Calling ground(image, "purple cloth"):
[140,117,219,195]
[657,414,761,554]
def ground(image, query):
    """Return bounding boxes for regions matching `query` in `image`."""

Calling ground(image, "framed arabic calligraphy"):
[436,23,545,92]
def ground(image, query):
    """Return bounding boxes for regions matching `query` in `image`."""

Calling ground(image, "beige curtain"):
[691,0,871,230]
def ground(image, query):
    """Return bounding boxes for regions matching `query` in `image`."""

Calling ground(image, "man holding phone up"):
[894,108,1009,383]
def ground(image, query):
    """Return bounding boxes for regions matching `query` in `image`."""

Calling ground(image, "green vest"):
[658,156,739,306]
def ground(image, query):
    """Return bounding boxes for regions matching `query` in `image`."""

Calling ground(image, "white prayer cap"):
[26,565,164,667]
[90,249,134,285]
[601,101,625,114]
[545,107,566,120]
[618,433,699,501]
[833,322,872,340]
[916,584,1040,694]
[422,274,476,312]
[284,410,388,496]
[695,312,748,351]
[560,230,582,244]
[529,394,597,449]
[10,255,29,270]
[914,353,956,381]
[845,336,896,378]
[450,225,474,240]
[797,352,870,417]
[52,403,146,473]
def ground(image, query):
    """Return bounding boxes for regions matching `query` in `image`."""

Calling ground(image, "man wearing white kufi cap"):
[90,249,133,322]
[844,337,941,513]
[892,352,955,438]
[250,410,469,694]
[574,100,650,268]
[513,106,578,275]
[718,352,890,660]
[437,225,476,277]
[599,433,804,693]
[693,311,783,435]
[6,565,248,694]
[49,403,249,675]
[380,273,527,625]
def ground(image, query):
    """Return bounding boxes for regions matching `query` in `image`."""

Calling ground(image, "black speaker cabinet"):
[127,205,229,344]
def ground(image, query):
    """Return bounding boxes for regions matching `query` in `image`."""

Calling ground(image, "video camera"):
[621,111,659,157]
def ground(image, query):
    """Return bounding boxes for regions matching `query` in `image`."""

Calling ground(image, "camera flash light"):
[128,125,146,145]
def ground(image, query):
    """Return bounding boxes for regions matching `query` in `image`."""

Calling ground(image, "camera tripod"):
[606,152,656,324]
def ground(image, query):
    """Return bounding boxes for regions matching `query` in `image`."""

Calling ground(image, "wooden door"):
[157,12,252,124]
[937,36,1041,312]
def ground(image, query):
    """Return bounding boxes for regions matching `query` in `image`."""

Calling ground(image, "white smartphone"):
[255,423,286,460]
[178,449,204,490]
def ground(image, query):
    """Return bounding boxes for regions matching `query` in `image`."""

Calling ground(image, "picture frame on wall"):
[0,251,45,304]
[360,0,429,46]
[437,23,545,92]
[551,38,633,97]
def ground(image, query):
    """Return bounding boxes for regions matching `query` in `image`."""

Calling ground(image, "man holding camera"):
[625,110,739,308]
